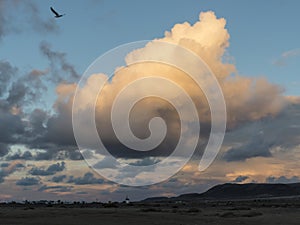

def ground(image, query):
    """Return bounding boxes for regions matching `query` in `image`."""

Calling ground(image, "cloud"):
[0,162,10,168]
[0,63,48,122]
[0,110,24,147]
[76,191,88,195]
[19,83,80,160]
[16,177,40,186]
[51,175,67,183]
[0,161,24,183]
[0,61,17,96]
[29,162,65,176]
[266,176,300,184]
[41,85,76,146]
[223,134,272,162]
[0,60,50,157]
[64,11,286,161]
[25,2,59,34]
[232,175,249,183]
[39,41,80,83]
[38,185,73,193]
[286,96,300,105]
[28,69,49,77]
[6,81,29,107]
[67,172,105,185]
[127,11,286,126]
[0,59,78,161]
[0,1,59,41]
[6,150,33,160]
[93,156,118,169]
[128,157,160,166]
[0,1,14,40]
[273,48,300,66]
[223,102,300,162]
[0,143,9,157]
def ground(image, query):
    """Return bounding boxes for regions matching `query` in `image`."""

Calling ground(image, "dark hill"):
[194,183,300,199]
[143,183,300,202]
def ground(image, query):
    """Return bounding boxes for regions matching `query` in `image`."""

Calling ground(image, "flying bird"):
[50,7,65,18]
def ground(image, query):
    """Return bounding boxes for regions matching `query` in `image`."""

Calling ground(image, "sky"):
[0,0,299,202]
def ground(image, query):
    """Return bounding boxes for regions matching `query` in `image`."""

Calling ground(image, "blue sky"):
[0,0,300,202]
[1,0,299,95]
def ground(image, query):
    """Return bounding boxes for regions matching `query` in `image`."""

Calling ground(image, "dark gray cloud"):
[76,191,88,195]
[29,162,65,176]
[42,105,76,147]
[91,99,183,159]
[0,59,78,161]
[46,162,65,173]
[0,162,24,183]
[25,100,78,160]
[5,147,81,162]
[39,41,80,83]
[8,43,82,159]
[6,150,33,160]
[38,185,73,192]
[223,103,300,162]
[0,1,59,41]
[0,162,10,168]
[27,109,48,137]
[0,61,17,96]
[129,157,160,166]
[0,1,13,41]
[232,175,249,183]
[223,134,272,162]
[266,176,300,184]
[1,79,78,160]
[5,69,48,109]
[6,81,28,107]
[16,176,40,186]
[67,172,105,185]
[25,1,59,34]
[0,110,24,146]
[0,2,75,161]
[92,157,118,169]
[0,143,9,157]
[0,59,49,157]
[0,172,6,183]
[51,175,67,183]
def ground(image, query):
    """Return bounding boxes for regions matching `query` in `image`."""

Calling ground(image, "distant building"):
[125,196,130,204]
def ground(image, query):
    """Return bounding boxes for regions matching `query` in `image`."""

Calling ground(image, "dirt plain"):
[1,199,300,225]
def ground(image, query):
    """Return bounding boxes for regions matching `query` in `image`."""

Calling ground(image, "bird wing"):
[50,7,60,16]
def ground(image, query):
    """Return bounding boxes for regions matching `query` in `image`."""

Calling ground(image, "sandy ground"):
[1,202,300,225]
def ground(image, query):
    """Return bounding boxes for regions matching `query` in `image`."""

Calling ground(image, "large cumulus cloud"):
[65,11,287,160]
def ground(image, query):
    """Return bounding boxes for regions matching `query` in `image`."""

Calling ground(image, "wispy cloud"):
[273,48,300,66]
[0,161,24,183]
[266,176,300,183]
[39,41,80,82]
[29,162,65,176]
[67,172,105,185]
[0,1,59,41]
[16,176,40,186]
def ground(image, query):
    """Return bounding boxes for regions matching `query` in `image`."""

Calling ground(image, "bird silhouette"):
[50,7,65,18]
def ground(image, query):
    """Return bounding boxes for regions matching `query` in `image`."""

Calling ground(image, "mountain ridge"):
[142,183,300,202]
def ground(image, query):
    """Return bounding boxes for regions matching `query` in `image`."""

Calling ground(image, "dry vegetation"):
[1,198,300,225]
